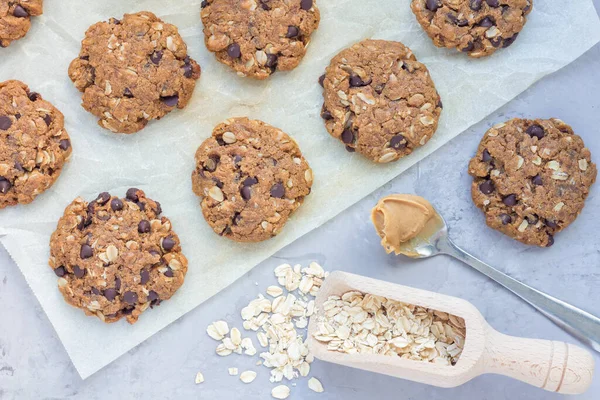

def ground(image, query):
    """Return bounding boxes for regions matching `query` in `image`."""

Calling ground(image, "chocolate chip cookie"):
[68,11,201,134]
[192,117,313,242]
[49,189,188,324]
[200,0,320,79]
[320,39,442,163]
[0,80,72,209]
[469,118,597,247]
[411,0,532,57]
[0,0,43,48]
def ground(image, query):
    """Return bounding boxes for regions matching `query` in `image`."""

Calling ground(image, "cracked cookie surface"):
[0,80,72,209]
[469,118,597,247]
[200,0,320,79]
[49,189,188,324]
[192,117,313,242]
[0,0,43,47]
[320,39,442,163]
[411,0,532,58]
[68,11,201,134]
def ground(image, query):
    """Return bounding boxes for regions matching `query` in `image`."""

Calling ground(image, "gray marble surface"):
[2,8,600,400]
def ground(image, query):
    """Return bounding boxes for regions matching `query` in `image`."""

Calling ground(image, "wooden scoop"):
[307,271,594,394]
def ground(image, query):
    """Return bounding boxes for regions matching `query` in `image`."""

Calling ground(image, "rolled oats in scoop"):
[320,39,442,163]
[410,0,532,58]
[200,0,320,79]
[49,189,188,324]
[68,11,201,134]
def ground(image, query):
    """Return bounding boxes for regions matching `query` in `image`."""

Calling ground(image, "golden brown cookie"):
[410,0,532,58]
[320,39,442,163]
[68,11,201,134]
[0,80,72,209]
[49,189,188,324]
[200,0,320,79]
[469,118,597,247]
[0,0,43,47]
[192,117,313,242]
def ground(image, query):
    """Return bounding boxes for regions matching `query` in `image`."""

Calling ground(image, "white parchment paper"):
[1,0,599,379]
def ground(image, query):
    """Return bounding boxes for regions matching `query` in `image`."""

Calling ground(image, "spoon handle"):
[438,237,600,353]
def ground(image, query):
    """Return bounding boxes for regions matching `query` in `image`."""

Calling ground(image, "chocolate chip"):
[490,37,502,47]
[59,139,71,150]
[426,0,441,11]
[115,277,121,291]
[318,74,325,87]
[485,0,499,7]
[243,177,258,186]
[164,267,174,277]
[28,92,40,101]
[389,134,406,150]
[457,18,469,27]
[374,84,386,95]
[265,54,278,69]
[470,0,483,10]
[161,95,179,107]
[138,220,151,233]
[103,288,117,301]
[162,236,175,252]
[462,41,475,52]
[240,186,252,200]
[43,115,52,126]
[479,17,495,27]
[123,88,134,98]
[0,178,11,194]
[502,33,519,48]
[227,43,241,58]
[0,116,12,130]
[183,63,194,78]
[148,290,159,302]
[150,51,163,64]
[110,198,124,211]
[349,75,370,87]
[300,0,313,10]
[137,202,146,211]
[110,18,121,25]
[123,291,138,305]
[233,155,242,166]
[96,192,110,205]
[446,13,458,24]
[545,219,558,229]
[126,188,139,202]
[91,287,100,295]
[140,269,150,285]
[73,265,86,278]
[321,108,333,120]
[479,180,495,194]
[54,266,66,277]
[546,234,554,247]
[500,214,512,225]
[526,214,539,224]
[212,177,224,189]
[14,161,23,172]
[154,201,162,216]
[122,307,134,315]
[13,5,28,18]
[482,149,492,162]
[80,244,93,259]
[345,145,355,153]
[502,194,517,206]
[233,212,242,225]
[532,175,543,186]
[286,26,299,38]
[341,128,354,144]
[270,183,285,198]
[526,124,545,139]
[201,0,209,7]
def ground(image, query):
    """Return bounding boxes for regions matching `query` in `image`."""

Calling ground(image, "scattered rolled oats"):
[308,377,324,393]
[228,367,239,376]
[195,372,205,384]
[271,385,291,399]
[240,370,257,383]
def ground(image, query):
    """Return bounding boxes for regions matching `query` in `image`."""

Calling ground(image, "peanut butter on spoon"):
[371,194,444,256]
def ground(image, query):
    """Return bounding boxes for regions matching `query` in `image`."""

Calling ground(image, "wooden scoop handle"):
[482,327,594,394]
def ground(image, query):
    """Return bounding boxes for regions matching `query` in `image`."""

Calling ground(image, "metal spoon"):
[404,208,600,353]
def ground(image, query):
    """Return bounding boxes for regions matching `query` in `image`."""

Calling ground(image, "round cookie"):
[68,11,201,134]
[200,0,320,79]
[0,80,72,209]
[49,189,188,324]
[0,0,43,48]
[468,118,597,247]
[410,0,532,58]
[191,117,313,242]
[320,39,442,163]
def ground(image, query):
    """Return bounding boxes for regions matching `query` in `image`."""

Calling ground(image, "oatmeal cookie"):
[320,39,442,163]
[0,80,72,209]
[68,11,201,134]
[49,189,188,324]
[0,0,43,47]
[411,0,532,57]
[200,0,320,79]
[469,118,597,247]
[192,117,313,242]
